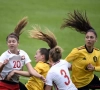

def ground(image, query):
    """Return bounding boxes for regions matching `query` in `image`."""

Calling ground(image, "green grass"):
[0,0,100,86]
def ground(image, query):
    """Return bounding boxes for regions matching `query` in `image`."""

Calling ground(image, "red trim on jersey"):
[53,81,58,90]
[53,60,60,66]
[8,50,20,54]
[8,50,11,54]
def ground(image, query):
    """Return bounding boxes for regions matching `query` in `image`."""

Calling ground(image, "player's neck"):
[53,60,60,66]
[9,49,19,55]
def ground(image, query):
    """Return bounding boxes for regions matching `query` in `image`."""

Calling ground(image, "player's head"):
[49,46,63,63]
[6,17,28,53]
[61,10,97,47]
[34,48,49,63]
[28,25,62,63]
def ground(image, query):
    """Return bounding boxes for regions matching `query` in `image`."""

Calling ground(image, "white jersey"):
[0,49,31,83]
[46,59,77,90]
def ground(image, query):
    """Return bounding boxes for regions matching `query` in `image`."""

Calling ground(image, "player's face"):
[85,32,97,47]
[7,37,19,53]
[34,49,44,63]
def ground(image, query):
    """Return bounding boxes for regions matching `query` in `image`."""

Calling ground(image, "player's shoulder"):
[77,45,85,50]
[19,49,28,54]
[60,59,67,63]
[94,47,100,51]
[2,50,9,55]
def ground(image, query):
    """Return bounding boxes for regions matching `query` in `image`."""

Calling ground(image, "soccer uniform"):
[46,59,77,90]
[65,45,100,88]
[25,61,50,90]
[0,49,31,90]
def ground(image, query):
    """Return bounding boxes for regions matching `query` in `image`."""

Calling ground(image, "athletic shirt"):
[65,45,100,88]
[46,59,77,90]
[0,49,31,83]
[25,61,50,90]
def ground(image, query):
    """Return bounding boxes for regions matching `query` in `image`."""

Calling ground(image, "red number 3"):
[60,69,70,85]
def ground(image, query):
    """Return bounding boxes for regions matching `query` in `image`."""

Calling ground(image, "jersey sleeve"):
[65,48,79,62]
[45,72,53,86]
[67,61,72,68]
[0,51,8,63]
[34,62,44,74]
[21,50,31,64]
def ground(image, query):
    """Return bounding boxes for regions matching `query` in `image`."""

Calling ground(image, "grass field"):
[0,0,100,86]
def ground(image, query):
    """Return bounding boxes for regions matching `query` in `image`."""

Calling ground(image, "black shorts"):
[78,74,100,90]
[19,82,27,90]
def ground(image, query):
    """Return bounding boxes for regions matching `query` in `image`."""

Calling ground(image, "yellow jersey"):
[25,61,50,90]
[65,45,100,88]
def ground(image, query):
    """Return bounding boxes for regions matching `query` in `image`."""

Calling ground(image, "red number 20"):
[60,69,70,85]
[13,61,21,68]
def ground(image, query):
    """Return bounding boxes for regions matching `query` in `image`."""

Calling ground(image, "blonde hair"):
[28,25,63,62]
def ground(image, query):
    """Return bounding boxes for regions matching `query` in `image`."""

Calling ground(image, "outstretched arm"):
[6,70,31,80]
[26,62,45,82]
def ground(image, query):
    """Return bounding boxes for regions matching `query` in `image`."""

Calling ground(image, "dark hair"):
[39,48,49,62]
[6,17,28,41]
[61,10,97,38]
[28,25,63,62]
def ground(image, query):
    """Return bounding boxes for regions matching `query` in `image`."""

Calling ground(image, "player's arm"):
[26,62,45,82]
[86,55,100,71]
[94,56,100,71]
[87,57,100,71]
[0,59,9,72]
[13,70,31,77]
[6,70,31,80]
[65,48,79,62]
[45,85,52,90]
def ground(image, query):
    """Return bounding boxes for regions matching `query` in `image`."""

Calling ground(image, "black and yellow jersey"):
[65,45,100,88]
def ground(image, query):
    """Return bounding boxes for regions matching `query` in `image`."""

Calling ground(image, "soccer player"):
[6,25,55,90]
[61,10,100,90]
[0,18,45,90]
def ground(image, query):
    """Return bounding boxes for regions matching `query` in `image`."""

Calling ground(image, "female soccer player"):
[61,10,100,90]
[6,26,55,90]
[25,26,51,90]
[0,18,45,90]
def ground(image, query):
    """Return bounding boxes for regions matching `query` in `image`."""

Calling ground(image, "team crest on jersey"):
[21,55,25,60]
[93,56,97,62]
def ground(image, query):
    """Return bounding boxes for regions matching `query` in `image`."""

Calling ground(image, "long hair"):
[61,10,97,37]
[29,25,57,49]
[6,17,28,41]
[29,25,63,62]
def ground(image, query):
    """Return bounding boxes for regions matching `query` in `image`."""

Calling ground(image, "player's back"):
[49,60,77,90]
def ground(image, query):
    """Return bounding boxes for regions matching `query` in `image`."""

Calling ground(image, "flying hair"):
[14,17,28,36]
[6,17,28,41]
[28,25,57,49]
[61,10,94,34]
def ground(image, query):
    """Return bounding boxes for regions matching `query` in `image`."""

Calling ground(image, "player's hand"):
[40,75,46,83]
[6,70,15,80]
[3,59,9,65]
[86,63,95,71]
